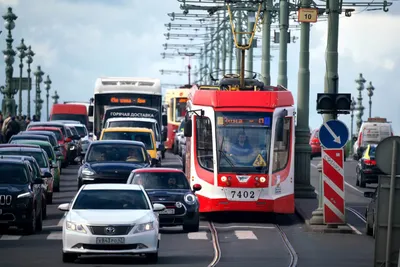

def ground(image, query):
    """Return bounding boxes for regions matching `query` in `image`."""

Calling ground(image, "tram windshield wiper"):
[218,136,235,168]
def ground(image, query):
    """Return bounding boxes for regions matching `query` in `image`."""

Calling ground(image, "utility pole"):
[246,11,255,77]
[295,0,317,201]
[277,0,289,87]
[261,0,273,86]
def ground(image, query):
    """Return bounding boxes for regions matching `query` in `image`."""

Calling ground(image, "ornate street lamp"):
[52,90,59,104]
[44,75,52,119]
[355,73,366,134]
[16,38,27,116]
[25,46,34,119]
[34,66,44,120]
[1,7,18,116]
[366,82,375,118]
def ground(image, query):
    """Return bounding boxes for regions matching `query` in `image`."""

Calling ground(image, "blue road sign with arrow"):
[318,119,349,149]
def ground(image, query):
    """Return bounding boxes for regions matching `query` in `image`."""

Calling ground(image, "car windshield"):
[108,121,153,130]
[74,125,87,137]
[0,151,48,168]
[216,112,272,173]
[0,163,29,184]
[132,172,190,190]
[86,144,146,163]
[175,98,187,122]
[40,145,55,161]
[72,189,150,210]
[11,136,48,142]
[69,126,79,136]
[102,132,154,150]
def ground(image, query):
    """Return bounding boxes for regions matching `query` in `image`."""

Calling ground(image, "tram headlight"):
[260,177,266,183]
[221,176,227,182]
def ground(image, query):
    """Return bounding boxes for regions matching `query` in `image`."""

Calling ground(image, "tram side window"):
[272,117,291,172]
[169,99,174,121]
[196,117,213,171]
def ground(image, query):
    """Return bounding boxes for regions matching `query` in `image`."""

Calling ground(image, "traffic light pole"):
[323,0,340,122]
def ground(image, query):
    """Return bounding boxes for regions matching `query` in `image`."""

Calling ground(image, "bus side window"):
[196,116,213,171]
[272,117,291,172]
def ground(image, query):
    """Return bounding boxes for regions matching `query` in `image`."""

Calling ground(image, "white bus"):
[89,77,167,138]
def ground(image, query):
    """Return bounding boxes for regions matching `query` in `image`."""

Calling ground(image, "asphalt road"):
[0,152,376,267]
[310,157,377,235]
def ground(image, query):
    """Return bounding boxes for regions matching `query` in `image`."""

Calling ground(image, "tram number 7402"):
[230,190,255,199]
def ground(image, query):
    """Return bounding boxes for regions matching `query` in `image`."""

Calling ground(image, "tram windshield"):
[216,112,272,174]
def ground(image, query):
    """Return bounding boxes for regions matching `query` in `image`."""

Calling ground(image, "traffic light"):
[316,93,351,114]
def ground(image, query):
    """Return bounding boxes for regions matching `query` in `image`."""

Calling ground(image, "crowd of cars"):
[0,118,203,264]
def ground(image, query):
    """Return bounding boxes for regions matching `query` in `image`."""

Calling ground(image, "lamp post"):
[355,73,366,134]
[34,66,44,120]
[44,75,52,120]
[366,81,375,118]
[52,90,59,104]
[25,46,34,119]
[16,38,27,116]
[350,97,356,148]
[1,7,18,116]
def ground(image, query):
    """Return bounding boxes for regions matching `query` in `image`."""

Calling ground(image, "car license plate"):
[96,237,125,244]
[224,189,261,201]
[159,209,175,215]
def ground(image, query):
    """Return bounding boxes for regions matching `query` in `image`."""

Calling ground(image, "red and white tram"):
[183,76,295,213]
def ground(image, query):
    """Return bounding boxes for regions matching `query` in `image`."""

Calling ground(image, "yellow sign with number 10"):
[298,8,318,23]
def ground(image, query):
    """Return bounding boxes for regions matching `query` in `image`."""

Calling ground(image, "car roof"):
[29,122,65,127]
[0,144,41,149]
[133,167,183,173]
[22,130,56,136]
[66,123,85,127]
[0,158,27,164]
[90,140,146,147]
[102,127,153,133]
[82,184,143,191]
[0,146,43,153]
[0,155,36,162]
[13,134,49,139]
[52,120,81,124]
[29,126,62,131]
[11,140,51,146]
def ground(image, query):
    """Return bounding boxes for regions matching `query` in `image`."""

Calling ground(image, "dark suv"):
[0,159,45,234]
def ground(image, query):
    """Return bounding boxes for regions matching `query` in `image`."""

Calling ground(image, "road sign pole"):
[322,148,345,225]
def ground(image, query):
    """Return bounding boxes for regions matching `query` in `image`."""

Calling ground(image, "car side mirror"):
[42,171,53,178]
[364,192,374,198]
[33,178,44,184]
[151,158,158,167]
[193,184,202,192]
[153,203,166,212]
[58,203,70,212]
[65,137,72,142]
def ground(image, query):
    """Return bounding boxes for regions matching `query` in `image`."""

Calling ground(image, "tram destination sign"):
[217,116,271,126]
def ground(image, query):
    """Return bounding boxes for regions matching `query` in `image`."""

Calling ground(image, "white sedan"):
[58,183,166,263]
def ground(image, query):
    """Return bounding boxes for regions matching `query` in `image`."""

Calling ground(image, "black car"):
[127,167,202,232]
[0,158,45,234]
[0,155,52,217]
[355,144,383,188]
[10,134,51,144]
[77,140,155,188]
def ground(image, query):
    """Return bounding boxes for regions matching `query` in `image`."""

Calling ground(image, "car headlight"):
[184,194,196,205]
[82,167,95,176]
[133,222,155,233]
[66,221,87,233]
[69,145,76,151]
[17,192,33,199]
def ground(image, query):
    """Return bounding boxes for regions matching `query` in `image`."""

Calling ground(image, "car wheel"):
[36,209,43,231]
[62,252,78,263]
[183,220,200,232]
[146,252,158,263]
[23,209,36,235]
[47,193,53,204]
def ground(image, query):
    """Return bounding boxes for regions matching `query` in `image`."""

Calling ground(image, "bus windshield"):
[216,112,272,174]
[94,93,161,135]
[175,98,187,122]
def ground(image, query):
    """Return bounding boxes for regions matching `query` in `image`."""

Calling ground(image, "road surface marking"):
[346,207,367,223]
[311,163,364,194]
[57,218,64,226]
[234,230,258,240]
[215,225,275,230]
[347,223,362,235]
[47,232,62,240]
[0,235,21,240]
[188,231,208,240]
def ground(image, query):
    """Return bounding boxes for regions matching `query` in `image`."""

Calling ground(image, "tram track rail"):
[206,221,298,267]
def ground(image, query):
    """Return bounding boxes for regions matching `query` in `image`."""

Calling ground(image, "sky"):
[0,0,398,135]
